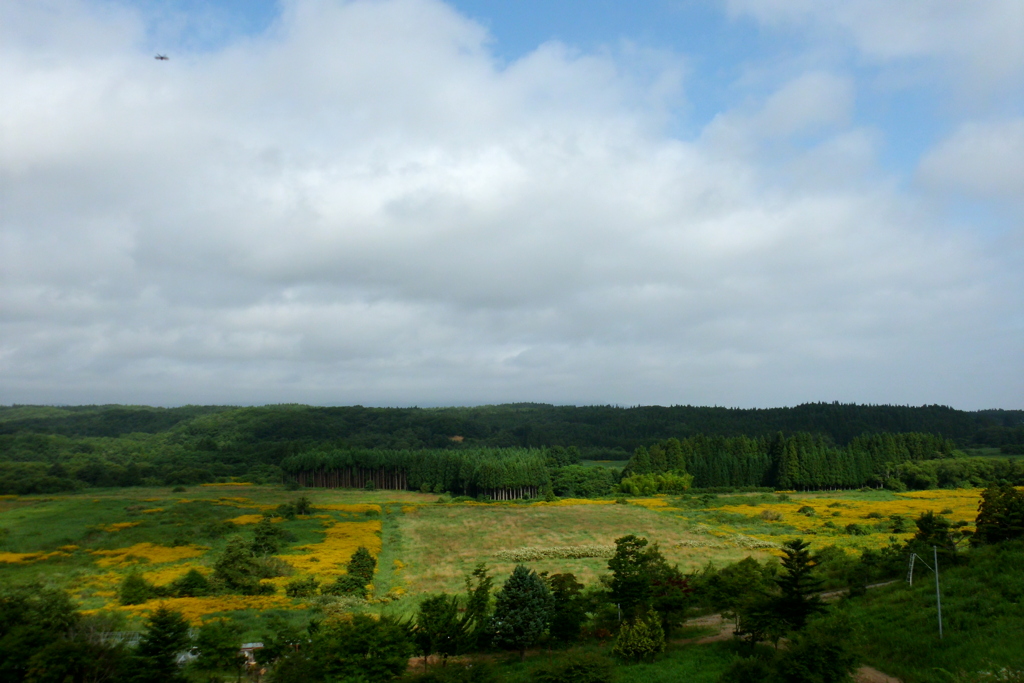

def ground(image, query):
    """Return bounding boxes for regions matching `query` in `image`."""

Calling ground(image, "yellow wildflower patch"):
[702,489,985,554]
[142,562,210,586]
[200,482,253,487]
[279,520,382,578]
[60,545,79,552]
[226,514,283,525]
[0,550,68,564]
[91,543,206,568]
[101,596,294,623]
[142,508,164,514]
[102,522,141,532]
[316,504,382,514]
[631,497,671,509]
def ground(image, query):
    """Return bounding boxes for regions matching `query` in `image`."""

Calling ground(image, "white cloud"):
[918,118,1024,203]
[0,0,1020,408]
[724,0,1024,86]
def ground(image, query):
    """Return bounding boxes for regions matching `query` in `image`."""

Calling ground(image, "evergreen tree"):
[973,484,1024,545]
[463,563,493,648]
[547,573,586,644]
[133,606,191,682]
[490,565,552,661]
[774,539,824,631]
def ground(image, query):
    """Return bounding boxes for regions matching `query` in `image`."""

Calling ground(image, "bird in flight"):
[155,54,169,60]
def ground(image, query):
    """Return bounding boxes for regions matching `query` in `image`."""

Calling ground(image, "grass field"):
[0,483,985,634]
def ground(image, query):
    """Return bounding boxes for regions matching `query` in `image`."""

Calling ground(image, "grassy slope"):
[840,541,1024,682]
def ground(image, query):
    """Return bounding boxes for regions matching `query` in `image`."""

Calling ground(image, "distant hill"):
[1,403,1021,455]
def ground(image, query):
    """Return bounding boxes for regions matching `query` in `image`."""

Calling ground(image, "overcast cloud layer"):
[1,0,1022,409]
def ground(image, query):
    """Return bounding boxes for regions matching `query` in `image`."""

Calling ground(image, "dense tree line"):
[625,432,960,490]
[280,448,550,499]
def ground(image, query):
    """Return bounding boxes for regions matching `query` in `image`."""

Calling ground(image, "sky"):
[1,0,1022,410]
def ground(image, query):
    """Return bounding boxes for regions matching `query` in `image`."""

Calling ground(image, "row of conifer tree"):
[281,431,959,496]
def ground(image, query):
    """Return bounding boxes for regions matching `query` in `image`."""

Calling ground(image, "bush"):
[798,506,816,516]
[889,515,909,533]
[759,510,782,521]
[347,546,377,584]
[119,572,160,605]
[171,485,187,493]
[612,615,665,662]
[285,576,320,598]
[845,524,867,536]
[718,655,774,683]
[170,568,210,597]
[323,574,368,598]
[403,661,497,682]
[532,652,615,683]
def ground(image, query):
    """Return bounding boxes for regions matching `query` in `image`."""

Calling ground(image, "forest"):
[1,403,1022,496]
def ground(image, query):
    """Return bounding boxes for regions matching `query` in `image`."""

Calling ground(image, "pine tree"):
[774,539,824,631]
[490,565,552,661]
[134,606,191,682]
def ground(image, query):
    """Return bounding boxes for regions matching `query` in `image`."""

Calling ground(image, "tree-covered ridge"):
[1,402,1022,495]
[2,402,1022,451]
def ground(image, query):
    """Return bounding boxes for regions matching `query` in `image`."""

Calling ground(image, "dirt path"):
[854,666,903,683]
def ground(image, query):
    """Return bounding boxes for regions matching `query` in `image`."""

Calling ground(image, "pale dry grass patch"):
[397,503,775,593]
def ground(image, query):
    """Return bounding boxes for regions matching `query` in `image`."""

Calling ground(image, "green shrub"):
[347,546,377,584]
[323,574,368,598]
[845,524,867,536]
[285,576,320,598]
[533,652,615,683]
[403,661,497,682]
[612,615,665,662]
[170,568,210,597]
[797,506,816,516]
[119,572,160,605]
[718,655,773,683]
